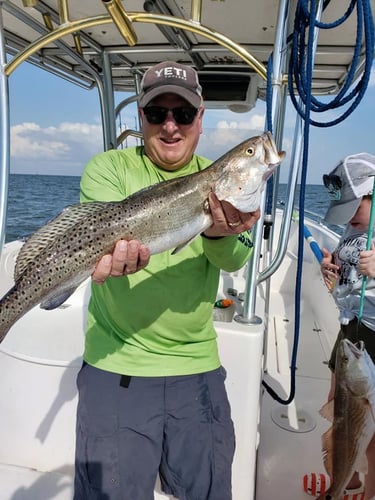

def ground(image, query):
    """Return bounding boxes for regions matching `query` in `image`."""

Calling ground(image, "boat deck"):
[256,287,336,500]
[0,465,175,499]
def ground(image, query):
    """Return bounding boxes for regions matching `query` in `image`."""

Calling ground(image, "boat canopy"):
[1,1,373,102]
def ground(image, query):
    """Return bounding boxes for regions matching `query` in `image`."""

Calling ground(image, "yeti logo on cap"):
[155,66,188,81]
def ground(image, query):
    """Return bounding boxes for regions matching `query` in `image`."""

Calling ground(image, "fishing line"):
[262,0,375,405]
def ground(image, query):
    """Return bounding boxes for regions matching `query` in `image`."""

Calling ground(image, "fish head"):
[337,339,375,399]
[215,131,285,212]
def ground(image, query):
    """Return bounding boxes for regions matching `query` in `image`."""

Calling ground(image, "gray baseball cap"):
[323,152,375,225]
[138,61,203,108]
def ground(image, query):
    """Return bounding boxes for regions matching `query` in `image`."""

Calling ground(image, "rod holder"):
[190,0,202,24]
[58,0,70,24]
[102,0,138,46]
[42,13,54,31]
[73,33,83,55]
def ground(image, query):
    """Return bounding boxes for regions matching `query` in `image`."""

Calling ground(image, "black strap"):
[120,375,131,388]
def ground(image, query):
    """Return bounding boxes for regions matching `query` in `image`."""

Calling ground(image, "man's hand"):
[92,239,150,285]
[202,192,261,238]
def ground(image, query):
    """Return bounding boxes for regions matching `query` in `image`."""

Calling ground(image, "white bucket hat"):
[323,152,375,225]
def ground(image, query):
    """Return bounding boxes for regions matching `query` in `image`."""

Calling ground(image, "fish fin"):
[172,233,201,254]
[14,201,109,280]
[321,426,333,478]
[319,400,334,422]
[40,287,77,310]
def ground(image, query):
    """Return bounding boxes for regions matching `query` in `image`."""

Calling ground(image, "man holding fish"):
[303,153,375,500]
[72,62,283,500]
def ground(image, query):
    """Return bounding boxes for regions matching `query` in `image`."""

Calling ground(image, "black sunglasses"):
[142,106,198,125]
[323,174,342,200]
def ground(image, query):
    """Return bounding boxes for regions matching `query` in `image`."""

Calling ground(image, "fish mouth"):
[342,338,365,359]
[262,131,286,180]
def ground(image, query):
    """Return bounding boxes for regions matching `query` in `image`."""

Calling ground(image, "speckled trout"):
[0,131,284,341]
[317,339,375,500]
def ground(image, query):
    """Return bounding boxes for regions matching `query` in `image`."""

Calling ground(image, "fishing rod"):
[357,175,375,325]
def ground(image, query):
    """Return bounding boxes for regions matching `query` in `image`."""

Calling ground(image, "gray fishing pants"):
[73,363,235,500]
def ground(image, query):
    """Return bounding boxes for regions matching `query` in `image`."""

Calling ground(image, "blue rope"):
[262,0,375,405]
[289,0,374,127]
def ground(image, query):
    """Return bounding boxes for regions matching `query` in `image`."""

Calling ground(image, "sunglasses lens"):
[173,107,198,125]
[143,107,198,125]
[143,107,167,125]
[323,174,342,200]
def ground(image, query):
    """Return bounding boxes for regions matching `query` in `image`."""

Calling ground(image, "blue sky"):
[7,62,375,184]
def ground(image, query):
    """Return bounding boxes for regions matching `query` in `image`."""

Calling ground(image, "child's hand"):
[321,247,340,290]
[358,243,375,278]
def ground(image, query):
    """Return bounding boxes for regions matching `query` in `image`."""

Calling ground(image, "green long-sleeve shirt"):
[80,146,253,376]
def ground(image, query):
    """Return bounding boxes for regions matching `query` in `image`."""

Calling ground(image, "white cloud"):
[10,121,104,175]
[217,120,239,129]
[56,122,103,145]
[197,108,268,160]
[11,121,103,157]
[11,122,69,159]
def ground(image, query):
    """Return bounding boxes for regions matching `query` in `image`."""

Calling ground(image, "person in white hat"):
[303,152,375,500]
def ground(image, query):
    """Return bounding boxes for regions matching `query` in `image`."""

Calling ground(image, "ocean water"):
[5,174,80,243]
[4,174,331,243]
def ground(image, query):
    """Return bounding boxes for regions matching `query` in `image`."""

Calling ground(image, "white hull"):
[0,212,340,499]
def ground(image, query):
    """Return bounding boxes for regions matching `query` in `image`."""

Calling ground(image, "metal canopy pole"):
[0,2,10,255]
[102,50,117,150]
[235,0,290,324]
